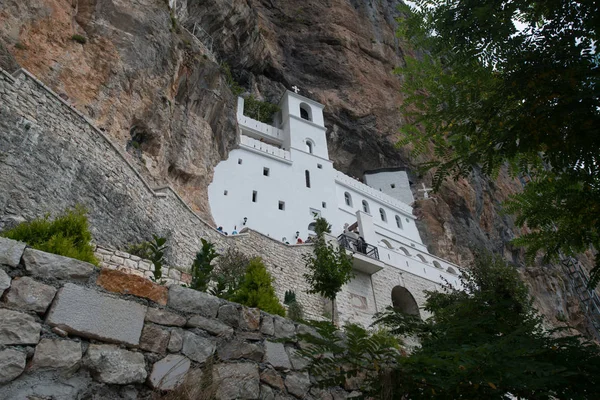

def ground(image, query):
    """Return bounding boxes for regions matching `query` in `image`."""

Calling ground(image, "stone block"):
[3,276,57,313]
[217,339,264,361]
[261,315,274,336]
[115,250,130,258]
[168,328,184,353]
[0,268,11,297]
[236,331,264,342]
[46,283,146,346]
[0,237,26,267]
[264,341,291,370]
[0,348,26,383]
[139,323,170,354]
[0,308,41,345]
[213,363,260,400]
[145,307,186,326]
[168,285,222,317]
[218,303,240,327]
[273,316,295,340]
[96,268,168,305]
[285,371,311,398]
[124,258,138,269]
[260,384,275,400]
[85,344,147,384]
[139,261,153,271]
[149,354,191,391]
[260,368,286,391]
[22,248,95,282]
[168,268,181,280]
[286,347,309,370]
[187,315,234,338]
[110,255,124,264]
[30,338,82,370]
[181,331,216,363]
[181,272,192,284]
[240,307,261,331]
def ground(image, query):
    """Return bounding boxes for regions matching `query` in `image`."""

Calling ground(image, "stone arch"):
[391,286,421,318]
[433,260,443,269]
[416,254,428,263]
[447,266,458,275]
[300,103,312,121]
[381,239,393,249]
[308,222,316,232]
[305,138,314,154]
[344,192,353,207]
[398,247,411,256]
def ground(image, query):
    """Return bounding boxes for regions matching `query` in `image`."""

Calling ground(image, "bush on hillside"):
[209,248,250,300]
[230,258,285,316]
[1,205,98,265]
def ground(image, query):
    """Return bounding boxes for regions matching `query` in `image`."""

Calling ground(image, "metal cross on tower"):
[418,183,434,199]
[291,85,300,94]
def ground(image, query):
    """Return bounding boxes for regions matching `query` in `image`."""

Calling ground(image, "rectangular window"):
[238,158,243,165]
[252,191,257,203]
[263,167,270,176]
[317,163,323,169]
[224,190,228,196]
[322,202,327,208]
[391,183,396,188]
[278,201,285,210]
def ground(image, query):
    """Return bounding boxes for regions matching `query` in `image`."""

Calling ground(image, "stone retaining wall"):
[0,237,356,399]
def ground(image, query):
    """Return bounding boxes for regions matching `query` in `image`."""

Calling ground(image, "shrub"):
[231,258,285,316]
[1,205,98,265]
[220,62,244,96]
[284,290,297,305]
[71,34,87,44]
[190,239,218,292]
[128,235,167,282]
[209,248,250,300]
[287,300,304,321]
[243,95,280,123]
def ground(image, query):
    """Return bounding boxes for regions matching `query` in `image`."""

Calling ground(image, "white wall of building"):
[364,169,414,206]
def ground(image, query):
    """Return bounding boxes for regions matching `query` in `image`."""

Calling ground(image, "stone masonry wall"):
[0,67,440,327]
[0,237,358,399]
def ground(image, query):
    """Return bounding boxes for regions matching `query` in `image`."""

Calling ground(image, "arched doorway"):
[391,286,421,318]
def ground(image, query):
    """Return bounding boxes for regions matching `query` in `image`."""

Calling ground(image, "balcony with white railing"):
[237,114,285,144]
[240,135,291,162]
[335,171,413,214]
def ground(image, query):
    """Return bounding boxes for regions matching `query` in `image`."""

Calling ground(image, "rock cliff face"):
[0,0,585,331]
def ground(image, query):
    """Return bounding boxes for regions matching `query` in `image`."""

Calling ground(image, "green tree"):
[190,238,218,292]
[209,248,250,300]
[303,217,354,324]
[1,205,98,265]
[396,0,600,283]
[128,235,168,282]
[302,253,600,399]
[230,257,286,316]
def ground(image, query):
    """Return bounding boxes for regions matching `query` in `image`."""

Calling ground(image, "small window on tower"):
[238,158,243,165]
[391,183,396,188]
[263,167,270,176]
[317,163,323,169]
[322,202,327,208]
[305,170,311,188]
[224,190,228,196]
[278,201,285,211]
[252,191,257,203]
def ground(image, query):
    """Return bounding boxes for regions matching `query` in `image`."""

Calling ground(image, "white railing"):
[240,135,291,161]
[238,115,284,142]
[335,171,413,214]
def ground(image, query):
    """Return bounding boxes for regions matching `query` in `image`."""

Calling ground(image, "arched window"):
[306,140,313,154]
[391,286,421,319]
[399,247,411,256]
[379,208,387,222]
[362,200,370,214]
[305,170,311,188]
[395,215,402,229]
[300,103,312,121]
[433,261,443,269]
[381,239,393,249]
[416,254,428,263]
[308,222,316,232]
[344,192,353,207]
[447,267,458,275]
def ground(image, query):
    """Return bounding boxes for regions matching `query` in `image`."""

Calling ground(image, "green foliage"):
[303,217,354,323]
[71,34,87,44]
[230,258,285,316]
[243,95,280,123]
[396,0,600,279]
[284,290,297,305]
[220,62,243,96]
[190,239,219,292]
[313,216,331,236]
[209,248,249,300]
[287,300,304,322]
[127,235,168,281]
[303,252,600,398]
[1,205,98,265]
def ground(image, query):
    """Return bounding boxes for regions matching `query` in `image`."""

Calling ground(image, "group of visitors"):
[216,226,240,236]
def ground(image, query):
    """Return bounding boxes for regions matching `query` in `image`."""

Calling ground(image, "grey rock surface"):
[217,303,239,327]
[260,384,275,400]
[149,354,191,390]
[187,314,234,337]
[0,308,41,345]
[181,330,216,363]
[168,327,184,353]
[213,362,260,400]
[0,237,26,267]
[217,339,264,361]
[260,368,286,391]
[273,316,295,340]
[0,348,26,383]
[30,338,82,370]
[240,306,261,331]
[2,276,57,313]
[168,285,221,317]
[261,315,275,336]
[139,323,170,354]
[145,307,186,326]
[84,344,147,384]
[286,346,309,371]
[46,283,146,346]
[264,341,292,370]
[0,268,11,297]
[285,371,311,398]
[23,248,95,281]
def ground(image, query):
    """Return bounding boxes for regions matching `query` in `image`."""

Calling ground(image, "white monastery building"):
[208,90,461,324]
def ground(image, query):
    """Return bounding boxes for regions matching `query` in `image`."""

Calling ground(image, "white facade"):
[208,91,461,296]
